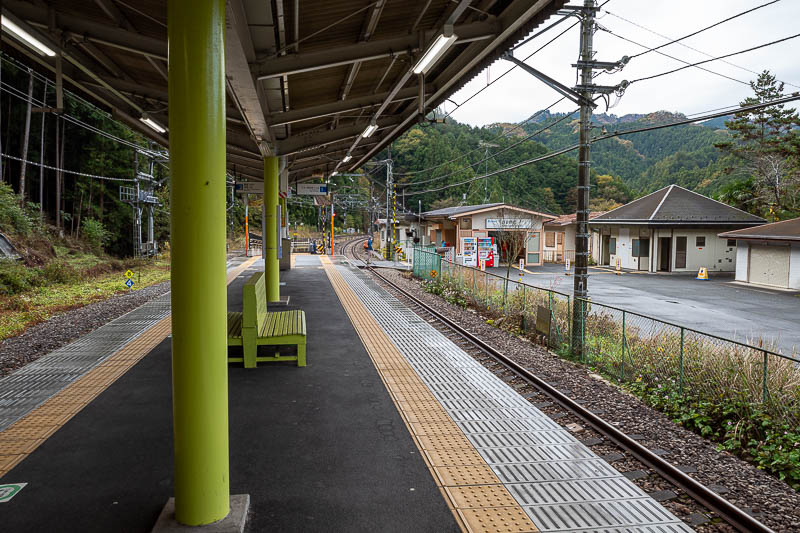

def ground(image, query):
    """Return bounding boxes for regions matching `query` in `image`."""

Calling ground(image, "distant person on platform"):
[441,240,447,248]
[367,237,373,251]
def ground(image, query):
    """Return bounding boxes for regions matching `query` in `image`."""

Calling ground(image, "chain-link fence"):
[412,248,799,429]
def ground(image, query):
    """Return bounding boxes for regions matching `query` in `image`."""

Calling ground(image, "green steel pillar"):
[168,0,229,525]
[264,156,280,301]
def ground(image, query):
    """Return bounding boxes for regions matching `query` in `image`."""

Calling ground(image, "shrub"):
[0,183,31,236]
[0,260,42,294]
[81,218,110,252]
[41,260,80,284]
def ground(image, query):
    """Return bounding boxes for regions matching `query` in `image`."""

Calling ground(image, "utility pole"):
[571,0,596,356]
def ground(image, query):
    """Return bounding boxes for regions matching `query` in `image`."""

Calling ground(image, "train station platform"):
[0,253,691,532]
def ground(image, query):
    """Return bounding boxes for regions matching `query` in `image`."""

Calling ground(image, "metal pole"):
[762,350,769,403]
[571,0,595,357]
[621,309,626,380]
[39,79,47,213]
[679,327,685,394]
[265,156,280,301]
[168,0,229,524]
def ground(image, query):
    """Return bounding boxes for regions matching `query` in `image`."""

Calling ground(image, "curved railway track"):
[338,236,774,533]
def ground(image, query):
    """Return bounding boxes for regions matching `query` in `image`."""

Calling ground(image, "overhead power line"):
[603,8,800,90]
[403,92,800,198]
[401,106,578,188]
[0,153,135,182]
[627,0,783,60]
[631,32,800,85]
[598,28,750,86]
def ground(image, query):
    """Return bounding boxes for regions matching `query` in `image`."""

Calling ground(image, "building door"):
[675,236,687,269]
[556,232,564,261]
[602,235,610,265]
[659,237,671,271]
[749,244,790,287]
[526,232,541,265]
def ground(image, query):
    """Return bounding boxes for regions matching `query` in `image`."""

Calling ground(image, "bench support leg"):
[242,329,257,369]
[297,342,306,367]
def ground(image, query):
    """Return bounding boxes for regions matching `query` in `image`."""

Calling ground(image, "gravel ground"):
[0,282,171,376]
[373,267,800,533]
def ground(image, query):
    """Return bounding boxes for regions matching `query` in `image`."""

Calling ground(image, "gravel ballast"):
[373,267,800,533]
[0,282,171,376]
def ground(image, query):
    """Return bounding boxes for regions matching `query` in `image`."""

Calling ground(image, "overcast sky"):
[446,0,800,126]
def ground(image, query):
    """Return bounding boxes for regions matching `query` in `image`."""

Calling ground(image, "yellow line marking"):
[0,255,260,479]
[320,256,538,533]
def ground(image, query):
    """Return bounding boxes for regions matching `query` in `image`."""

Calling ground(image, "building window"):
[461,217,472,230]
[545,231,555,247]
[696,236,706,247]
[727,239,736,247]
[632,238,649,257]
[609,238,617,255]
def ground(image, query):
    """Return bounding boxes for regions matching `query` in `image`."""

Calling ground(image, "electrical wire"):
[0,153,135,181]
[404,92,800,198]
[400,106,578,188]
[598,28,750,86]
[627,0,783,60]
[630,32,800,85]
[602,8,800,90]
[394,0,612,180]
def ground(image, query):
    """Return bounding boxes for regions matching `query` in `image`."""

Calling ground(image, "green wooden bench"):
[226,272,306,368]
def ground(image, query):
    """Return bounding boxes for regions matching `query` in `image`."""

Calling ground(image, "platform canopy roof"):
[1,0,566,184]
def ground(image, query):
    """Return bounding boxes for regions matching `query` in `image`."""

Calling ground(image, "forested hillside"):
[388,72,800,221]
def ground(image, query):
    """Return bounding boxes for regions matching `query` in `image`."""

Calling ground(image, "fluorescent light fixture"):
[342,154,352,163]
[139,114,166,134]
[413,33,457,75]
[362,123,378,138]
[1,16,55,57]
[331,171,338,177]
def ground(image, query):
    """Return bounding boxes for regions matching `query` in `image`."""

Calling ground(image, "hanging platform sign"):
[235,182,264,195]
[297,183,328,196]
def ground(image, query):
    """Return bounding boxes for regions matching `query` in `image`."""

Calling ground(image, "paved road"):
[485,264,800,358]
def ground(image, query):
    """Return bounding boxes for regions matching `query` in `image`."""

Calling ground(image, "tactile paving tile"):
[425,448,486,467]
[435,465,500,486]
[334,265,691,533]
[458,507,538,533]
[446,485,521,509]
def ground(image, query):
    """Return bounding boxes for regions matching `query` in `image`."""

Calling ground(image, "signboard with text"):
[297,183,328,196]
[235,182,263,195]
[485,218,532,229]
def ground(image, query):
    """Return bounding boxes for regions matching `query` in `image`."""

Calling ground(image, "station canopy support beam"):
[165,0,234,527]
[265,156,280,302]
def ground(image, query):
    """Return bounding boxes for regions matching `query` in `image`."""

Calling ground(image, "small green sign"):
[0,483,27,502]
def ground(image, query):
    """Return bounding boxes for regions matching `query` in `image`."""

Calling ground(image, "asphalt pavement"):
[485,263,799,358]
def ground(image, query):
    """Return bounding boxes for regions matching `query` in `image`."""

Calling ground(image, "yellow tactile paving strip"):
[321,256,538,533]
[0,255,260,479]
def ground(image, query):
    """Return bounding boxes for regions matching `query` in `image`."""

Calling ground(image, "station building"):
[590,185,766,273]
[719,217,800,290]
[421,203,556,266]
[376,215,425,255]
[542,212,604,264]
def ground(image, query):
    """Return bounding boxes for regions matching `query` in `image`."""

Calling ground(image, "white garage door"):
[749,244,790,287]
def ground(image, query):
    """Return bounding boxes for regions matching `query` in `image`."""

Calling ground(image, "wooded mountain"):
[385,108,741,215]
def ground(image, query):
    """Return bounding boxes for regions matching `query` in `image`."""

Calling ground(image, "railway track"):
[338,236,774,533]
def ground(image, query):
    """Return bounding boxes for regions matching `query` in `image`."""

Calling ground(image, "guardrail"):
[412,247,799,430]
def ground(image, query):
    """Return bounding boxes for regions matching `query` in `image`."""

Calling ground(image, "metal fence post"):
[679,327,685,395]
[567,295,571,351]
[485,272,489,308]
[762,350,769,403]
[503,278,508,314]
[521,284,526,331]
[621,309,626,381]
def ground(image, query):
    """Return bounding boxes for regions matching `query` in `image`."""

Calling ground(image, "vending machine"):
[461,237,477,267]
[477,237,495,267]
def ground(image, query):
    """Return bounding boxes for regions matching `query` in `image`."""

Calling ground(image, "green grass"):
[0,257,170,340]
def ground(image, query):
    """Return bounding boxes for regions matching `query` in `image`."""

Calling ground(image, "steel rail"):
[357,260,774,533]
